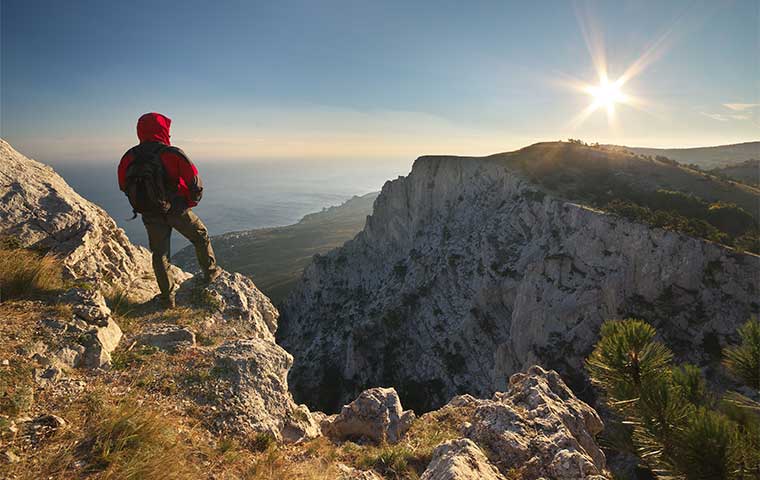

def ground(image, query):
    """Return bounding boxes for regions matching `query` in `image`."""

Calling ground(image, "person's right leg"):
[142,213,175,304]
[168,209,220,282]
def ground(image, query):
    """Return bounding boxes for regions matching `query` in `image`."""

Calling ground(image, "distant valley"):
[174,192,379,303]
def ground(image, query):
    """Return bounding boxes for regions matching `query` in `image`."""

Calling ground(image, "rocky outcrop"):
[211,338,320,443]
[420,439,506,480]
[33,287,122,374]
[322,387,415,444]
[458,366,606,479]
[332,367,607,479]
[135,324,196,351]
[0,138,187,301]
[280,145,760,412]
[178,270,279,341]
[336,464,384,480]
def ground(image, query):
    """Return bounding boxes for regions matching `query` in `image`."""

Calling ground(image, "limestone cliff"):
[279,143,760,412]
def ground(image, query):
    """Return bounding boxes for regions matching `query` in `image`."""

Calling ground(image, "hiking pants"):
[142,209,217,297]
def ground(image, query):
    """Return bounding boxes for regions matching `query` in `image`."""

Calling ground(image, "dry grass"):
[0,248,64,301]
[78,399,198,479]
[0,302,48,417]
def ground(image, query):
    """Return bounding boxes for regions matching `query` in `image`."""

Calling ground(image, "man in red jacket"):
[118,112,220,308]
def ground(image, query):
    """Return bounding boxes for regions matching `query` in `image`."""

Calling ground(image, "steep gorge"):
[279,142,760,413]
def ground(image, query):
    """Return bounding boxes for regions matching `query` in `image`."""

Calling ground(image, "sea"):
[51,160,409,251]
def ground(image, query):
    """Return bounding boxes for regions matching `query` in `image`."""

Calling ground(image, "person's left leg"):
[168,209,220,282]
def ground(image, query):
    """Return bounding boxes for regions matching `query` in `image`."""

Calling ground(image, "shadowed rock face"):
[0,139,188,301]
[280,147,760,413]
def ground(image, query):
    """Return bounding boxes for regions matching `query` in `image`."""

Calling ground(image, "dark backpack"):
[124,143,173,217]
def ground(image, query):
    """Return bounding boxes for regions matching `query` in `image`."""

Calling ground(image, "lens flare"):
[586,77,626,112]
[563,1,681,130]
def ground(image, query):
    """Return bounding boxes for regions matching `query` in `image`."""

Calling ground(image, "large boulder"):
[211,338,319,443]
[176,270,278,341]
[0,138,187,301]
[322,387,415,444]
[135,324,196,352]
[459,366,606,479]
[420,439,506,480]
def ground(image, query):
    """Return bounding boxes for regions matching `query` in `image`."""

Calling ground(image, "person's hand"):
[190,186,203,203]
[169,196,188,214]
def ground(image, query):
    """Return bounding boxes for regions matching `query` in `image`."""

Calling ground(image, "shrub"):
[585,319,673,408]
[588,318,760,479]
[0,248,64,301]
[723,318,760,389]
[671,408,739,480]
[671,364,709,406]
[105,286,140,318]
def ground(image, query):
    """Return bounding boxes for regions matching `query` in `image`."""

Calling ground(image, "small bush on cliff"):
[723,318,760,390]
[587,318,760,479]
[0,247,64,301]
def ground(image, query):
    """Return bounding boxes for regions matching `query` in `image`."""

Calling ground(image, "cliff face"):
[279,146,760,412]
[0,139,188,301]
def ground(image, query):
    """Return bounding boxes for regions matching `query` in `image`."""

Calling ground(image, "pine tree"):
[586,318,760,479]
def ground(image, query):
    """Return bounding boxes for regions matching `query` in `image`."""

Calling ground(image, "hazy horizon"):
[2,0,758,166]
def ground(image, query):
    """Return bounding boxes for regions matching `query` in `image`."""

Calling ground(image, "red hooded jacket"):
[118,112,202,208]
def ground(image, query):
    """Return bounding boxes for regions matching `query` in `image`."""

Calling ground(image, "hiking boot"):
[164,290,177,309]
[148,289,176,310]
[204,267,222,284]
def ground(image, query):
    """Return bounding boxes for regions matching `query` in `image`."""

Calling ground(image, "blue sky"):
[1,0,757,163]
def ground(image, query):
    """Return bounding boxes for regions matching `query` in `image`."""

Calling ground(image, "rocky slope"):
[279,142,760,413]
[0,138,316,443]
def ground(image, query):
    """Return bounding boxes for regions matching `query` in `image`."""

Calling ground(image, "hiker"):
[118,112,221,308]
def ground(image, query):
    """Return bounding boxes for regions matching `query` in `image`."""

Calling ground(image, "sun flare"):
[586,77,626,111]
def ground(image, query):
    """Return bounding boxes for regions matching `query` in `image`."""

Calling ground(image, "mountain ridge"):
[622,140,760,169]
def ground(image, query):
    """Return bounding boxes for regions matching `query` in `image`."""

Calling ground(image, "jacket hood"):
[137,112,171,145]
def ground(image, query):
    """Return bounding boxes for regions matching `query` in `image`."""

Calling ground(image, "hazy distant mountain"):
[174,192,379,303]
[624,141,759,169]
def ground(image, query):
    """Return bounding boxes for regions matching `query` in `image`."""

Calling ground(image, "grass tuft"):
[76,399,198,479]
[0,248,64,301]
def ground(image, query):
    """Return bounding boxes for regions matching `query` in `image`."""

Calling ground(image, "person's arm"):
[167,147,203,202]
[117,151,132,191]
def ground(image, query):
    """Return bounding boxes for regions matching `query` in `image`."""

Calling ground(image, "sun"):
[566,71,640,129]
[586,77,626,112]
